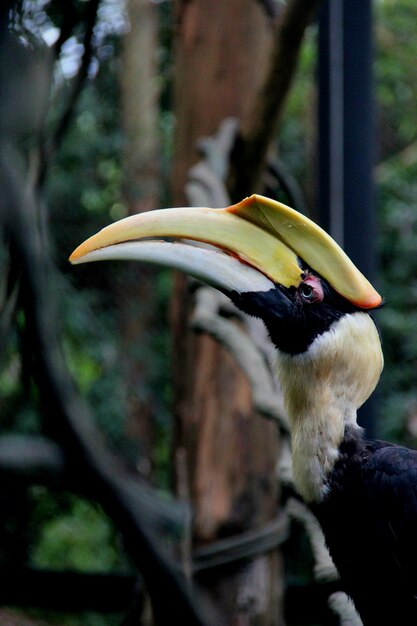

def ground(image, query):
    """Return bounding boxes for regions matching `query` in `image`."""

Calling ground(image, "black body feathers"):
[313,427,417,625]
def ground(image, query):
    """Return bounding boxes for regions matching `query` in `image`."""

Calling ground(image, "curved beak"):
[70,194,381,308]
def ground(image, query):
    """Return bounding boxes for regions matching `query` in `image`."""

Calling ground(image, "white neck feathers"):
[276,313,383,502]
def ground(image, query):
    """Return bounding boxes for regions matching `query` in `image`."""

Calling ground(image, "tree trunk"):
[119,0,161,480]
[171,2,285,624]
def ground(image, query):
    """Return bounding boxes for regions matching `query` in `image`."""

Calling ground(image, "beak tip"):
[69,247,84,264]
[355,290,382,310]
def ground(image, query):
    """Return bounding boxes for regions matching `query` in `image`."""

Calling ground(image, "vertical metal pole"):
[318,0,377,434]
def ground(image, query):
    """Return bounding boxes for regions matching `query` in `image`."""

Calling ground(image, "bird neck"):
[276,313,383,502]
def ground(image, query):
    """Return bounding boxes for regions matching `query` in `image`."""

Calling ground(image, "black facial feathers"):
[231,272,362,355]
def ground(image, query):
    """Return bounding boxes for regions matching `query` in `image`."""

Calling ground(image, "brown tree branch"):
[228,0,322,200]
[1,150,214,626]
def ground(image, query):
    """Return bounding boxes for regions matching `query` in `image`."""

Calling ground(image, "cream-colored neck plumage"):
[276,313,383,503]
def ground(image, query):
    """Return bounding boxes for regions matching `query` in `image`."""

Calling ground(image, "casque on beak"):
[69,194,382,310]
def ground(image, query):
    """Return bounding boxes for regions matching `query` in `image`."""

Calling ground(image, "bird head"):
[70,194,383,420]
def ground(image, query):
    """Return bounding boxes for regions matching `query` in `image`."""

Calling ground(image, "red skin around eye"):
[301,275,324,303]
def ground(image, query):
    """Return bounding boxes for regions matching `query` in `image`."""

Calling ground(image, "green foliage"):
[376,0,417,157]
[24,489,129,625]
[31,493,126,573]
[49,65,125,263]
[376,153,417,442]
[373,0,417,443]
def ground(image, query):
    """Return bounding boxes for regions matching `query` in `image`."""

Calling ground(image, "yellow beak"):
[70,194,381,309]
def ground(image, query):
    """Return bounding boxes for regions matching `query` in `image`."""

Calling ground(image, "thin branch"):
[0,267,18,367]
[287,497,338,582]
[228,0,322,199]
[265,156,308,215]
[52,2,80,59]
[37,0,100,187]
[53,0,100,150]
[287,497,364,623]
[254,0,281,20]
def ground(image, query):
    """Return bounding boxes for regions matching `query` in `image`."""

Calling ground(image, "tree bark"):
[171,2,285,623]
[119,0,162,480]
[228,0,322,200]
[121,0,161,214]
[229,0,321,201]
[171,0,274,205]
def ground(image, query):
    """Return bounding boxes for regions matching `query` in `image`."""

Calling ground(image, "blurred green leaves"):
[32,496,125,573]
[372,2,417,443]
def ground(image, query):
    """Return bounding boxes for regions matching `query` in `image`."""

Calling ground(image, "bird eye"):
[300,283,314,300]
[299,276,324,304]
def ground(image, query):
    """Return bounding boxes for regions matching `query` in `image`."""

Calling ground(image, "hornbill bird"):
[71,195,417,625]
